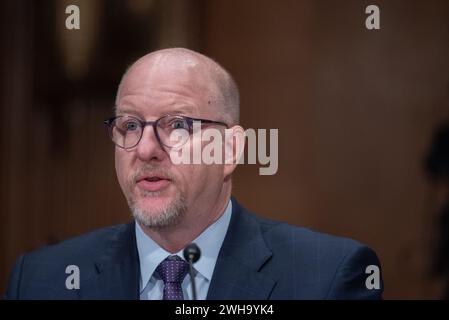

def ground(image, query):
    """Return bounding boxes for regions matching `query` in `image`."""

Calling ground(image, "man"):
[5,48,383,299]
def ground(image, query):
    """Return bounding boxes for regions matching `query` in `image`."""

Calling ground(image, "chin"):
[137,192,172,209]
[130,193,187,229]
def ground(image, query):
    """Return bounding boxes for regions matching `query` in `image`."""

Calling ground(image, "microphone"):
[183,243,201,300]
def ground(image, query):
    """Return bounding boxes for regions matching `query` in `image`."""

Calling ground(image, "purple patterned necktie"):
[155,255,189,300]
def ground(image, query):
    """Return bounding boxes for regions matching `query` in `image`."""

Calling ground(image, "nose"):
[135,124,167,162]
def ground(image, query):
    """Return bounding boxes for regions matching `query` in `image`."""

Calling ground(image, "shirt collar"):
[135,199,233,291]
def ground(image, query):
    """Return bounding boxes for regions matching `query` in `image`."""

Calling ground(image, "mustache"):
[129,164,176,184]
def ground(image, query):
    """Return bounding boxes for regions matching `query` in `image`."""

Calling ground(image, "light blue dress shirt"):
[136,199,232,300]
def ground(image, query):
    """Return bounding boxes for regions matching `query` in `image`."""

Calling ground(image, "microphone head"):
[183,243,201,263]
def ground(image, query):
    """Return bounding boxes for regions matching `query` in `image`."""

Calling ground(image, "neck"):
[138,187,231,253]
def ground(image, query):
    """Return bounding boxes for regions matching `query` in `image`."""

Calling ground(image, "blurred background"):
[1,0,448,299]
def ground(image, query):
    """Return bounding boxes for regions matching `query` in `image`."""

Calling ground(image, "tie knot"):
[155,255,189,284]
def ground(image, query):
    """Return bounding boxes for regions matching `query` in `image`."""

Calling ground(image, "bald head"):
[116,48,240,125]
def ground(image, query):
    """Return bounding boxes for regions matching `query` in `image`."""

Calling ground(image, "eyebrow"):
[114,106,141,117]
[167,106,195,115]
[115,105,195,118]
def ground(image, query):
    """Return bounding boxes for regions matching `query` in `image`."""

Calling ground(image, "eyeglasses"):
[104,114,228,149]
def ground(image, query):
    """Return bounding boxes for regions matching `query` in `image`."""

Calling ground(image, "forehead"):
[116,54,220,118]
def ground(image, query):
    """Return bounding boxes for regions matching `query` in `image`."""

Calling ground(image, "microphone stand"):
[188,260,197,301]
[183,243,201,300]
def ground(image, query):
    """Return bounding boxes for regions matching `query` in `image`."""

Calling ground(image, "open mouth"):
[136,175,171,192]
[145,177,163,182]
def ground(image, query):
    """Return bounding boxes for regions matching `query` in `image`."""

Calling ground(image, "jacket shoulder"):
[238,208,383,299]
[5,223,134,299]
[246,210,367,255]
[24,223,132,262]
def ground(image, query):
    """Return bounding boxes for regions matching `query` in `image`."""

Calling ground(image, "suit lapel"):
[79,222,140,299]
[77,200,275,300]
[207,199,276,300]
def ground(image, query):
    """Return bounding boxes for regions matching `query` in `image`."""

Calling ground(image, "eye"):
[169,118,189,130]
[120,119,140,132]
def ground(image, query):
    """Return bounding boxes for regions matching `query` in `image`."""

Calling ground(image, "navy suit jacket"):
[5,198,383,299]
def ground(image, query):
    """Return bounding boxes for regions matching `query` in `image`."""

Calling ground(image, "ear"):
[223,125,246,178]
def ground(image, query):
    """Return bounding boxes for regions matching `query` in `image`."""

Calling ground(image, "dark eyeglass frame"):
[104,114,229,149]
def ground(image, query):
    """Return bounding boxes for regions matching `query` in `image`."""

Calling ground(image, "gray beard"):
[129,191,187,230]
